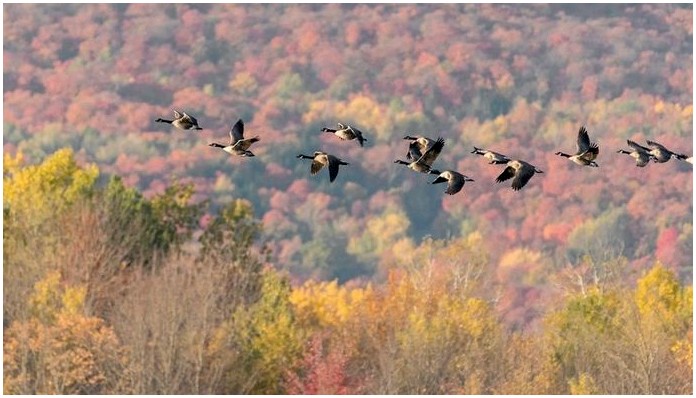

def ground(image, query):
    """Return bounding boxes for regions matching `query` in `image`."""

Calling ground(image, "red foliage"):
[285,333,354,395]
[655,227,679,266]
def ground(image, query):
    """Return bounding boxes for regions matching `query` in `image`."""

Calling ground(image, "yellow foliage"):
[29,270,87,323]
[635,263,690,323]
[61,285,87,316]
[347,207,410,261]
[29,270,63,323]
[498,247,548,285]
[3,150,25,176]
[4,313,125,394]
[290,279,367,330]
[334,95,389,141]
[569,373,597,395]
[4,148,98,224]
[302,99,333,124]
[228,71,258,95]
[654,100,665,113]
[681,104,692,118]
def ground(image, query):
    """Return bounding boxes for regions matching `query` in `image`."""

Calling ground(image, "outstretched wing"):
[310,156,326,176]
[183,112,199,127]
[576,126,591,153]
[349,126,367,147]
[418,137,445,166]
[627,139,650,152]
[511,164,535,191]
[635,151,651,167]
[446,172,465,195]
[496,165,516,183]
[645,140,668,151]
[230,119,245,143]
[173,109,183,119]
[580,142,599,161]
[407,141,423,160]
[326,155,342,182]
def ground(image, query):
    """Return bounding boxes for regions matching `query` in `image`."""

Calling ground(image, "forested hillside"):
[3,4,693,394]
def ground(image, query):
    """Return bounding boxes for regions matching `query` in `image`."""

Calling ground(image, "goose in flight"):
[403,135,439,161]
[471,147,511,164]
[496,159,544,191]
[321,123,367,147]
[394,137,445,174]
[555,126,599,167]
[617,140,655,167]
[645,140,689,163]
[155,109,203,130]
[208,119,260,157]
[430,170,474,195]
[296,151,349,182]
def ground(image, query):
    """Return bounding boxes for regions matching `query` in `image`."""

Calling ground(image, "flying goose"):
[394,137,445,174]
[155,110,203,130]
[208,119,260,157]
[555,126,599,167]
[403,135,439,161]
[296,151,349,182]
[645,140,688,163]
[471,147,511,164]
[617,140,655,167]
[496,159,544,191]
[430,170,474,195]
[321,123,367,147]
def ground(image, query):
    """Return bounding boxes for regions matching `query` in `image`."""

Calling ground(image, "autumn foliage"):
[3,3,693,395]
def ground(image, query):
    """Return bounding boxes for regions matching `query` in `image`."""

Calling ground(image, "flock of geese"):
[155,109,693,195]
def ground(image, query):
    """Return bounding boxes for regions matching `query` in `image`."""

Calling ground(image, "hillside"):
[4,2,693,329]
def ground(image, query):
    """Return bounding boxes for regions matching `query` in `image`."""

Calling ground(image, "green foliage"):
[566,207,632,264]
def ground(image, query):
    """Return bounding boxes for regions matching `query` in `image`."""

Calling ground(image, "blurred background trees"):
[3,3,692,394]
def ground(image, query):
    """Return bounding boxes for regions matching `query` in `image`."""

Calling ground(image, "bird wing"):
[511,163,535,191]
[496,165,516,183]
[349,126,367,147]
[576,126,591,153]
[230,119,245,143]
[445,172,465,195]
[418,137,445,166]
[635,151,651,167]
[417,137,434,154]
[173,109,183,119]
[580,142,599,161]
[183,112,199,127]
[326,155,341,182]
[627,139,650,152]
[310,155,327,176]
[407,141,423,160]
[645,140,668,151]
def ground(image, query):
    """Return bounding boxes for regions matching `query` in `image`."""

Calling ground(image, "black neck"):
[556,152,571,158]
[209,143,225,148]
[155,118,173,124]
[297,154,314,159]
[321,128,336,133]
[394,160,410,165]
